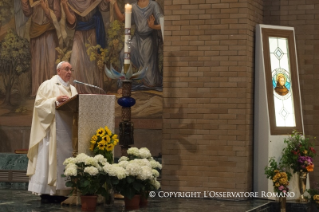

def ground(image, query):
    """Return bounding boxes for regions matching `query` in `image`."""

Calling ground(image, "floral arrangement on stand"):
[265,158,291,196]
[281,130,316,174]
[280,130,317,202]
[89,126,119,163]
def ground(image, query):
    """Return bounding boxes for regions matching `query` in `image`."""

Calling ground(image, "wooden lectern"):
[56,94,116,205]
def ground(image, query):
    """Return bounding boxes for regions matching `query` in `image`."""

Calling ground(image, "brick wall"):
[263,0,319,186]
[162,0,263,193]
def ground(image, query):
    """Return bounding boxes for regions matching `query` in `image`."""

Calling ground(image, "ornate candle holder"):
[104,64,147,155]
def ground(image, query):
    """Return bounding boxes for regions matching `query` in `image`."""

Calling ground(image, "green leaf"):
[133,181,142,192]
[65,181,74,187]
[127,176,135,183]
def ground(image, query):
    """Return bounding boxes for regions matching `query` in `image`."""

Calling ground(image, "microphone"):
[73,80,105,93]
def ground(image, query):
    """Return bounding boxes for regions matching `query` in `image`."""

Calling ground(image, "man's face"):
[57,62,72,82]
[279,77,285,86]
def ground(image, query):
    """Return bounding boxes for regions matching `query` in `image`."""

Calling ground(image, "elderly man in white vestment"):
[27,61,78,202]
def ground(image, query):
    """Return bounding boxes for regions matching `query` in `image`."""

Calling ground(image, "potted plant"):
[118,147,162,207]
[89,126,119,164]
[63,153,110,211]
[265,158,291,212]
[281,130,316,202]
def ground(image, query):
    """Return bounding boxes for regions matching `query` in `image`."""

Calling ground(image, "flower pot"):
[124,195,141,210]
[81,195,98,211]
[140,195,148,207]
[299,172,308,202]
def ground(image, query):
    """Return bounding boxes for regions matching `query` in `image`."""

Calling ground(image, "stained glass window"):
[269,37,296,127]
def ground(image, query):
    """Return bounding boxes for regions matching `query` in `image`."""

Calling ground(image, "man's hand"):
[57,95,70,103]
[148,15,155,29]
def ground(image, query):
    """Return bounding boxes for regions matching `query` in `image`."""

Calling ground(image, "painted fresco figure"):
[21,0,61,96]
[274,74,289,96]
[114,0,163,90]
[62,0,110,94]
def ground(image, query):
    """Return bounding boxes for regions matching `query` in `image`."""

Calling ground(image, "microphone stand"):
[73,80,106,94]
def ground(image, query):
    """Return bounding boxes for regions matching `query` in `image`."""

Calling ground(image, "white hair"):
[57,61,68,70]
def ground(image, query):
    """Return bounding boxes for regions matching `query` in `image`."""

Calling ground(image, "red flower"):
[292,150,298,155]
[310,147,316,154]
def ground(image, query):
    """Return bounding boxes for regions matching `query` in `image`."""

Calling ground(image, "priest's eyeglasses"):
[62,67,74,72]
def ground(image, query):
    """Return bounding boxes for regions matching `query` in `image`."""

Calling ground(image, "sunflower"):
[106,144,114,151]
[89,144,94,151]
[91,135,98,141]
[98,140,107,150]
[90,140,96,145]
[104,126,112,136]
[112,134,118,139]
[113,139,119,145]
[102,135,111,144]
[96,128,106,136]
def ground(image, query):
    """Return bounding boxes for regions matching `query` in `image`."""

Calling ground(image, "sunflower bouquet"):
[89,126,119,163]
[265,158,291,195]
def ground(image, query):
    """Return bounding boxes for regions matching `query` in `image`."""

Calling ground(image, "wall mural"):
[0,0,163,137]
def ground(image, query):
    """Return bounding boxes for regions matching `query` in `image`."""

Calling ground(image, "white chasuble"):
[27,75,77,195]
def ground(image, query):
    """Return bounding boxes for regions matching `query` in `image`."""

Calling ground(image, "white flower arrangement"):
[125,161,143,176]
[103,163,127,180]
[137,166,153,181]
[62,153,111,196]
[94,154,108,165]
[84,166,99,176]
[149,159,162,169]
[127,147,140,157]
[111,147,162,200]
[118,160,129,169]
[139,147,152,159]
[118,156,129,162]
[152,169,159,178]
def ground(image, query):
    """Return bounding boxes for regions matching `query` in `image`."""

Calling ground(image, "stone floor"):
[0,189,275,212]
[1,189,318,212]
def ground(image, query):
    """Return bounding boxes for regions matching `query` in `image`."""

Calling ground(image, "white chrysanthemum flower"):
[103,164,127,179]
[76,153,89,163]
[118,156,129,162]
[126,161,142,176]
[85,157,99,167]
[132,159,151,168]
[137,166,153,181]
[139,147,151,159]
[149,160,162,169]
[127,147,140,157]
[63,157,77,166]
[64,164,77,176]
[152,169,160,178]
[84,166,99,176]
[118,161,129,169]
[94,154,108,165]
[96,164,103,171]
[152,179,161,190]
[114,166,127,179]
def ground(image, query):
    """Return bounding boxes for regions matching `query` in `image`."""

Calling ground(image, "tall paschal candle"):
[124,4,132,73]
